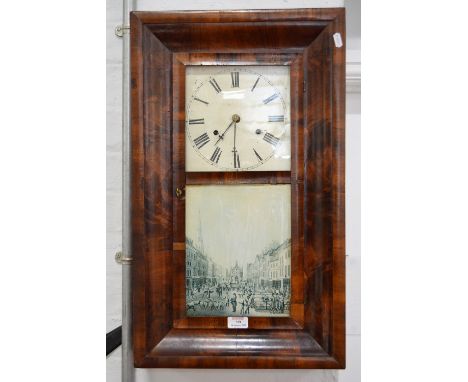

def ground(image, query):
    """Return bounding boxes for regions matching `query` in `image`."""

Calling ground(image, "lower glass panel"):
[185,184,291,317]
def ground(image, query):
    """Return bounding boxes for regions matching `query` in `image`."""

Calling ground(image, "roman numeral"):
[263,93,279,104]
[193,132,210,149]
[268,115,284,122]
[231,72,239,88]
[253,148,263,161]
[193,97,208,105]
[251,76,260,92]
[263,132,280,146]
[188,118,204,125]
[233,152,240,168]
[209,78,222,93]
[210,147,222,163]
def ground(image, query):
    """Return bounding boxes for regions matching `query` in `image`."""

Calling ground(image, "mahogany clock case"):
[130,9,345,368]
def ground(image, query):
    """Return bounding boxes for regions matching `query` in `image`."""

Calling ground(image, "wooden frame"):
[131,9,345,368]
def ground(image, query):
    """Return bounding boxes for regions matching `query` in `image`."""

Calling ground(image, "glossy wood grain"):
[185,171,292,185]
[148,22,327,53]
[171,52,304,332]
[131,8,345,369]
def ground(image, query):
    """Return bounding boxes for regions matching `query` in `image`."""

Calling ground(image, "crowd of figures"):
[187,282,290,316]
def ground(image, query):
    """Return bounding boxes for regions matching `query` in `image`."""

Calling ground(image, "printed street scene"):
[185,185,291,317]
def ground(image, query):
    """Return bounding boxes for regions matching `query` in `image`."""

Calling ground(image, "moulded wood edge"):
[133,328,346,369]
[136,354,344,369]
[131,8,345,25]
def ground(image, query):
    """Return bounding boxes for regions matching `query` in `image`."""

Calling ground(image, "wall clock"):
[130,8,345,369]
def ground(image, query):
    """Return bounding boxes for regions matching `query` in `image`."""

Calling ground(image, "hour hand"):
[215,121,234,145]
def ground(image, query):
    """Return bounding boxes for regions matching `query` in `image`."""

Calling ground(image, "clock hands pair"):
[214,114,241,168]
[214,114,241,146]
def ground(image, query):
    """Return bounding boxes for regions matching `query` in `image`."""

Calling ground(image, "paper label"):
[333,32,343,48]
[227,317,248,329]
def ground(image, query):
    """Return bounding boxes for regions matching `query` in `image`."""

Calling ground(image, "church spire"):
[197,209,204,254]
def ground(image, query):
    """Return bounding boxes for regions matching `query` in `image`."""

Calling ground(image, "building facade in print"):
[245,238,291,291]
[227,261,243,284]
[186,237,225,289]
[246,263,254,282]
[206,258,224,286]
[186,238,208,289]
[270,252,281,289]
[271,239,291,291]
[277,239,292,291]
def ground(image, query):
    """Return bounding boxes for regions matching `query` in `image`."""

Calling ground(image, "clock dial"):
[186,66,291,172]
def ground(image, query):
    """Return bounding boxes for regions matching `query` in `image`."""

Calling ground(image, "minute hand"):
[232,122,238,168]
[233,122,237,151]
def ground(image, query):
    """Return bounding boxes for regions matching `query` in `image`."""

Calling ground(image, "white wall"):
[106,1,360,381]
